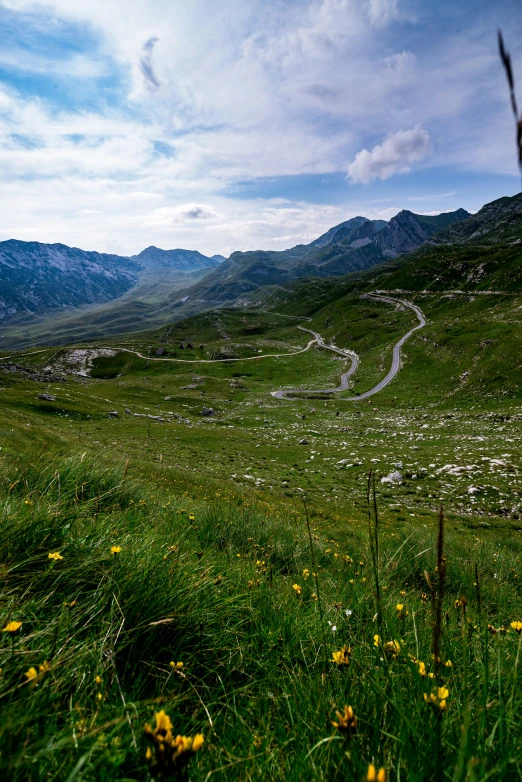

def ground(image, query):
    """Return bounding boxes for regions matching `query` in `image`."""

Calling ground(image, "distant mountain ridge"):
[1,194,519,348]
[131,246,221,270]
[0,240,222,321]
[427,195,522,245]
[178,209,471,305]
[0,205,474,329]
[0,240,139,321]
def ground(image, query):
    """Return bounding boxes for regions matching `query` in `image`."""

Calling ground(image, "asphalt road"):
[1,296,426,404]
[270,326,359,399]
[271,295,426,401]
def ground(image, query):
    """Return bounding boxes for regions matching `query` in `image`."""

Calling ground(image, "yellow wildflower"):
[95,676,102,684]
[331,646,351,666]
[417,661,426,677]
[367,764,386,782]
[302,568,310,579]
[48,552,63,561]
[3,621,22,633]
[331,704,357,736]
[144,710,204,773]
[511,621,522,633]
[373,634,381,648]
[396,604,403,612]
[424,686,449,711]
[384,640,402,659]
[444,660,453,668]
[25,667,38,681]
[292,583,302,596]
[170,661,184,670]
[111,546,121,554]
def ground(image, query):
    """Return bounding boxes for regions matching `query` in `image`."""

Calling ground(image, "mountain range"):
[3,195,521,348]
[176,208,471,305]
[0,242,220,321]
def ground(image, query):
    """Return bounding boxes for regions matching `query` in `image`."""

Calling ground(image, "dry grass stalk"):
[499,31,522,176]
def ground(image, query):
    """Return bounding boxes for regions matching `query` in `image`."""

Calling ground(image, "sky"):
[0,0,521,257]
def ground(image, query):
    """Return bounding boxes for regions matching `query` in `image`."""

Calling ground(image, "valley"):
[1,195,522,781]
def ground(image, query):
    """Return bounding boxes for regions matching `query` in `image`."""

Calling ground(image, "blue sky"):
[0,0,521,256]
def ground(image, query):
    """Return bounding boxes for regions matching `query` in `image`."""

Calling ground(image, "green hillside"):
[1,191,522,780]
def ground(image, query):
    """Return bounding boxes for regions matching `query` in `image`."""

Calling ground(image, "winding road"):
[0,295,426,403]
[270,294,426,400]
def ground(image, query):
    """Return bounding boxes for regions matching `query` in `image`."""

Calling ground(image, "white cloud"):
[0,0,520,254]
[365,0,398,27]
[347,125,431,184]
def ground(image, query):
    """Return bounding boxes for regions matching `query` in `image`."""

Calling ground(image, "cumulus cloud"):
[347,125,431,184]
[0,0,519,253]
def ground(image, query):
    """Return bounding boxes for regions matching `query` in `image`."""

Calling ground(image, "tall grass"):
[1,447,521,780]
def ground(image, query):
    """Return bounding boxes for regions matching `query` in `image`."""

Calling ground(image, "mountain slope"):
[0,240,139,321]
[427,194,522,245]
[249,195,522,315]
[131,246,221,270]
[0,240,223,324]
[178,209,470,305]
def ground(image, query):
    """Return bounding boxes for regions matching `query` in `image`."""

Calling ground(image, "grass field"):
[1,289,521,780]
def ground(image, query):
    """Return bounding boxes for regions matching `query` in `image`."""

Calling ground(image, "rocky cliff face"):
[309,216,370,249]
[374,208,471,258]
[0,240,139,321]
[376,210,434,256]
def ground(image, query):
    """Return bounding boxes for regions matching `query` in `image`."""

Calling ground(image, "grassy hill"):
[1,194,522,780]
[1,283,521,778]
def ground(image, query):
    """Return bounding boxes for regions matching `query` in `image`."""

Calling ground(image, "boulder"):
[201,406,215,416]
[38,393,56,402]
[381,471,402,484]
[108,411,119,418]
[299,438,309,445]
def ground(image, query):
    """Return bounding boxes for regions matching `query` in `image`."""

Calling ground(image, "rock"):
[381,471,402,484]
[38,393,56,401]
[201,406,215,416]
[299,438,309,445]
[124,408,131,414]
[108,411,119,418]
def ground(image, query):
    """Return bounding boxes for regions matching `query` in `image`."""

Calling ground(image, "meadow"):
[0,291,521,780]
